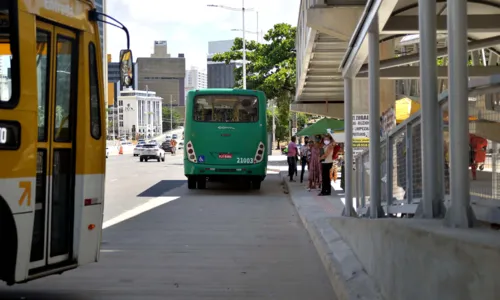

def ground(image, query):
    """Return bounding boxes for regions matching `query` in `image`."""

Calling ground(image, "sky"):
[105,0,300,70]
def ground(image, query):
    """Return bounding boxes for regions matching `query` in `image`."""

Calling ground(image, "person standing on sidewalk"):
[287,136,298,182]
[299,136,310,183]
[318,134,335,196]
[307,140,321,191]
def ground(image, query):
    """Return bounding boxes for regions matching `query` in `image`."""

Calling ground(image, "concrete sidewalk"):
[279,171,382,300]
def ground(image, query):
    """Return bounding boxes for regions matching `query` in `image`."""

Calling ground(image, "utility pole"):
[242,0,247,89]
[256,11,259,43]
[272,99,275,149]
[170,95,173,131]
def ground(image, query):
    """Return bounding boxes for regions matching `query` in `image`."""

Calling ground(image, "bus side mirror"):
[119,49,134,88]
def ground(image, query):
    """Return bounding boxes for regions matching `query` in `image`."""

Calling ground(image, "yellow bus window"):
[37,30,51,141]
[0,5,15,105]
[54,36,75,142]
[89,42,101,139]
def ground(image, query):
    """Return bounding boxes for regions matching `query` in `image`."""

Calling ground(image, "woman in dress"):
[307,136,322,191]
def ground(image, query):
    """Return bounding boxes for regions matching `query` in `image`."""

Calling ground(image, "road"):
[0,153,336,300]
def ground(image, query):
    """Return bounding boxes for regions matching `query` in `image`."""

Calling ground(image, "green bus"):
[184,89,268,190]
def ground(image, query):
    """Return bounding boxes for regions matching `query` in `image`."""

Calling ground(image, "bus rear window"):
[0,3,17,107]
[193,95,258,123]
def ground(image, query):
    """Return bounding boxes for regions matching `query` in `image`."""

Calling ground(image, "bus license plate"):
[219,153,232,159]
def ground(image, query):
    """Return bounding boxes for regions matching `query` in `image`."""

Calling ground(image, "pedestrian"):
[318,133,335,196]
[307,139,321,191]
[287,136,298,182]
[469,134,488,180]
[299,136,310,183]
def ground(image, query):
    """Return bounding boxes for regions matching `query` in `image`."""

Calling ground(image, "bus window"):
[0,3,17,106]
[193,95,259,123]
[37,30,51,141]
[89,42,101,139]
[54,36,75,142]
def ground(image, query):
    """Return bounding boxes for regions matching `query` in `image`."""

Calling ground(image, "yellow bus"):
[0,0,133,285]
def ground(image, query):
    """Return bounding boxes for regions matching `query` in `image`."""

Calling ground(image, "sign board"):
[353,114,369,155]
[381,106,396,136]
[155,40,167,45]
[291,128,297,135]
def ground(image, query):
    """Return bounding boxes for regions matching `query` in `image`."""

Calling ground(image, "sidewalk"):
[279,171,382,300]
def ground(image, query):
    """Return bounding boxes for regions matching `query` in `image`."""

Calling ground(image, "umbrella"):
[395,97,420,124]
[296,118,344,137]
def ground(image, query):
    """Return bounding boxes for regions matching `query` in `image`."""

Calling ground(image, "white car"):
[133,143,145,156]
[140,144,165,162]
[106,147,109,158]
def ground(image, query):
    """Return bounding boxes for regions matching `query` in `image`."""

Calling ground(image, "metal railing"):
[354,75,500,224]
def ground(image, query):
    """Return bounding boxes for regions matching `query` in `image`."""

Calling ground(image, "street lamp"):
[231,28,259,35]
[208,1,254,89]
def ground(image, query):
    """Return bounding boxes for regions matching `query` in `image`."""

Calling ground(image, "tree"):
[212,23,297,143]
[162,106,181,131]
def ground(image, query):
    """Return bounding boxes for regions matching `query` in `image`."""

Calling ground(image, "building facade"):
[185,66,207,90]
[137,41,186,111]
[108,89,163,139]
[207,39,237,88]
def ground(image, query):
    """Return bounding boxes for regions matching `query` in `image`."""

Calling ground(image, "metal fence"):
[354,77,500,224]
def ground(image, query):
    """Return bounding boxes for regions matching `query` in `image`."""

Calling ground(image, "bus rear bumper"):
[184,161,267,178]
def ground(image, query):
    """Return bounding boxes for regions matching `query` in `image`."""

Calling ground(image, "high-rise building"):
[151,41,171,58]
[95,0,105,54]
[185,67,207,90]
[207,39,237,88]
[185,67,207,103]
[208,40,234,55]
[136,41,186,116]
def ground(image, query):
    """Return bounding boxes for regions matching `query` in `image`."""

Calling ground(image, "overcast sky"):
[106,0,300,69]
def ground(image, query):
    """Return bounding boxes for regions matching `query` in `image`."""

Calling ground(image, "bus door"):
[30,22,77,269]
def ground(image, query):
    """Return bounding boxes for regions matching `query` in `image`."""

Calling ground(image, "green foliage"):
[212,23,297,142]
[212,23,296,100]
[162,106,182,131]
[437,56,474,66]
[296,113,310,130]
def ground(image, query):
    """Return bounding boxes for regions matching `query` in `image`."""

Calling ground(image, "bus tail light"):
[186,141,197,163]
[254,142,265,163]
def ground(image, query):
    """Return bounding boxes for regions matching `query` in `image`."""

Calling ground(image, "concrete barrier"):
[281,170,500,300]
[332,217,500,300]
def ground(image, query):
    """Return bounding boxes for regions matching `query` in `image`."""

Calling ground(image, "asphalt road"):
[0,154,336,300]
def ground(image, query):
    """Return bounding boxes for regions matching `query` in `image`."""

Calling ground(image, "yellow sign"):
[353,138,369,148]
[18,181,32,207]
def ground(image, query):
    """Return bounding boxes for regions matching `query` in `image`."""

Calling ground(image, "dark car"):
[172,134,178,139]
[161,140,173,153]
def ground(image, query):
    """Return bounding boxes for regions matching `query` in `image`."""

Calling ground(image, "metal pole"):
[445,0,474,228]
[272,100,275,148]
[418,0,443,218]
[368,14,383,218]
[170,95,173,131]
[112,104,116,140]
[256,11,259,43]
[343,77,354,216]
[242,0,247,89]
[493,142,498,199]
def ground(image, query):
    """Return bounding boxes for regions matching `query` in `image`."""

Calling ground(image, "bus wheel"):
[187,177,196,189]
[251,180,261,190]
[197,177,207,189]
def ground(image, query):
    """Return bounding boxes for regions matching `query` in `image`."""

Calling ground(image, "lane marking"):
[103,196,179,229]
[110,179,118,182]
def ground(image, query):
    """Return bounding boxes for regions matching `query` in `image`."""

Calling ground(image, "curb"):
[279,172,383,300]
